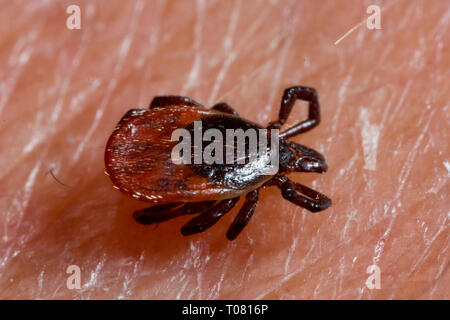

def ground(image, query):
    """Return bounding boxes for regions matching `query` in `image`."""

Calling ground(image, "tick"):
[105,86,331,240]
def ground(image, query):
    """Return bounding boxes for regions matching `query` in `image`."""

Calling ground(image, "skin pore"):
[0,0,448,299]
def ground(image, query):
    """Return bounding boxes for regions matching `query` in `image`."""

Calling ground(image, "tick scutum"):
[185,115,274,189]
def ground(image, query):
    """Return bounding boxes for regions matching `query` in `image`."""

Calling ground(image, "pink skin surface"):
[0,0,448,299]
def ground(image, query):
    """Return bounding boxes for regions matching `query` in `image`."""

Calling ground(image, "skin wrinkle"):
[207,0,240,105]
[216,58,273,103]
[208,2,275,107]
[335,255,345,298]
[240,248,254,284]
[209,2,278,101]
[264,17,295,122]
[206,260,225,299]
[263,2,301,119]
[189,240,205,299]
[181,0,204,96]
[11,68,101,183]
[175,276,189,300]
[37,270,45,297]
[409,225,447,277]
[258,186,445,299]
[49,20,89,125]
[257,218,378,299]
[0,27,40,116]
[3,160,41,244]
[359,108,380,171]
[117,252,145,299]
[395,108,436,199]
[255,227,351,298]
[82,257,105,298]
[0,0,448,299]
[0,161,41,277]
[136,1,163,106]
[331,71,354,135]
[428,260,449,299]
[381,81,411,130]
[284,231,298,275]
[69,78,102,112]
[72,1,143,163]
[367,109,436,284]
[213,6,278,104]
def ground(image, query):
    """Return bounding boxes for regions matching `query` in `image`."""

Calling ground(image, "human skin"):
[0,0,448,299]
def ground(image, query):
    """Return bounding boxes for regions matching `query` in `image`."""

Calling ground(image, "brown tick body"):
[105,86,331,240]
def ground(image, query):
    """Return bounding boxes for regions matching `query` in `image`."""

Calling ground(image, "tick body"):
[105,86,331,240]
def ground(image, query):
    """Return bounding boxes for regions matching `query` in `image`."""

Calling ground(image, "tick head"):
[278,140,294,173]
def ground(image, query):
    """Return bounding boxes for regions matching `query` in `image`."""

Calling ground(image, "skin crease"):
[0,0,448,299]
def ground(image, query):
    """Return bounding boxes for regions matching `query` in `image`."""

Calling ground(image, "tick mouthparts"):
[321,161,328,173]
[294,157,328,173]
[314,160,328,173]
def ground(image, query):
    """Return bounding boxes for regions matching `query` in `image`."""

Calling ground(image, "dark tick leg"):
[181,197,240,236]
[211,102,239,116]
[133,201,216,225]
[274,175,331,213]
[226,189,259,240]
[267,86,320,139]
[149,95,204,109]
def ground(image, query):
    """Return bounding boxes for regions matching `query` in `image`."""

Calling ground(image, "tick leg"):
[211,102,239,116]
[226,189,259,240]
[149,95,204,109]
[181,197,240,236]
[276,175,331,212]
[133,201,216,225]
[267,86,320,139]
